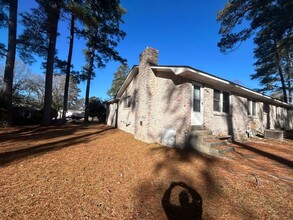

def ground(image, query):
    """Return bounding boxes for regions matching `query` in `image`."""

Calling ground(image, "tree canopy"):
[217,0,293,103]
[0,0,8,57]
[15,0,126,125]
[77,1,126,122]
[0,60,81,111]
[107,64,129,98]
[88,96,106,123]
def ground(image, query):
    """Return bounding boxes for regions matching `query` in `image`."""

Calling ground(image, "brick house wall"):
[148,72,191,147]
[106,102,117,127]
[107,47,293,147]
[116,74,138,134]
[114,48,192,147]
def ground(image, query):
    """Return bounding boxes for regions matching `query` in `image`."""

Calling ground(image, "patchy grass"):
[0,124,292,219]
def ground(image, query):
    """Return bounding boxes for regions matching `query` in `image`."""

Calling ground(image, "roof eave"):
[151,66,292,108]
[116,65,139,98]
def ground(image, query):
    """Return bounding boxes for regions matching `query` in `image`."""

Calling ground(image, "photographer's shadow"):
[162,182,202,220]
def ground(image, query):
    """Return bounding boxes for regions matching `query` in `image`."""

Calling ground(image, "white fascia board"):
[152,66,292,108]
[181,68,229,85]
[107,98,120,104]
[167,66,229,85]
[116,66,139,98]
[150,66,172,72]
[170,67,188,75]
[233,84,291,107]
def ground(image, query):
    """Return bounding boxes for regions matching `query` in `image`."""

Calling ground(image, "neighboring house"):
[106,47,293,153]
[12,106,42,125]
[57,110,85,119]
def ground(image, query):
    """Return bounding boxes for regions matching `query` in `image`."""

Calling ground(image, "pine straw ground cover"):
[0,123,292,219]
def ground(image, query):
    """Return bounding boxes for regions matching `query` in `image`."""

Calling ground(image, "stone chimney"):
[139,47,159,66]
[134,47,159,143]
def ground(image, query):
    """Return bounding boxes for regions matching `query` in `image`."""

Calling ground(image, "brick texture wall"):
[116,47,191,147]
[108,47,293,146]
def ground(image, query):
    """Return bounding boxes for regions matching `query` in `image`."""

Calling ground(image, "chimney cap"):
[139,47,159,65]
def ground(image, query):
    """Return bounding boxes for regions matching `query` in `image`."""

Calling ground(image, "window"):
[222,92,230,113]
[213,89,230,113]
[247,99,257,116]
[263,103,269,114]
[193,85,201,112]
[123,96,131,108]
[213,90,221,112]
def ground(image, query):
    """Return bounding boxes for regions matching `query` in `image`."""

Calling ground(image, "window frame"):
[123,96,131,108]
[247,99,257,116]
[213,89,230,114]
[213,89,221,112]
[193,85,201,112]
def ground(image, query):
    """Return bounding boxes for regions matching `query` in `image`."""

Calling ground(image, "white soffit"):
[152,66,292,108]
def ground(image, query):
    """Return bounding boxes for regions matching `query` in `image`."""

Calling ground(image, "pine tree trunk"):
[62,14,75,121]
[2,0,17,125]
[287,53,292,103]
[84,49,94,122]
[288,80,292,103]
[41,4,60,126]
[275,50,288,103]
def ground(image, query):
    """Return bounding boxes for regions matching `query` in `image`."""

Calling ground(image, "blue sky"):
[0,0,258,100]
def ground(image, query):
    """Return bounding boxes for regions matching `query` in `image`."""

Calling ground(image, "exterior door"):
[191,84,203,125]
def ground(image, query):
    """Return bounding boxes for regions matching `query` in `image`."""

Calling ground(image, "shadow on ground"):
[132,145,257,219]
[0,124,114,166]
[233,141,293,168]
[0,122,97,143]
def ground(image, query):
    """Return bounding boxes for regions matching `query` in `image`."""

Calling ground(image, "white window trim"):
[213,89,231,114]
[247,99,257,117]
[123,96,131,109]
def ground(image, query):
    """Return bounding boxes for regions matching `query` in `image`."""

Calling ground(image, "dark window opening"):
[223,92,230,113]
[123,96,131,108]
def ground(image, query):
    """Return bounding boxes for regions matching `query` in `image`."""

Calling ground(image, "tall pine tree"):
[62,12,76,121]
[78,1,126,122]
[107,64,129,98]
[217,0,293,103]
[19,0,127,125]
[0,0,18,124]
[18,0,61,125]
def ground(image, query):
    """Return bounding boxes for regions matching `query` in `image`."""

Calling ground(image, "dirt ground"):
[0,123,292,219]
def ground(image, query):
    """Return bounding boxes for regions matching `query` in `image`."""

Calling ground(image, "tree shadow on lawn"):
[0,126,114,167]
[0,123,96,144]
[233,141,293,169]
[284,130,293,140]
[132,146,256,219]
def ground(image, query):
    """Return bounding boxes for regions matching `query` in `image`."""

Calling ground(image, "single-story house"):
[106,47,293,154]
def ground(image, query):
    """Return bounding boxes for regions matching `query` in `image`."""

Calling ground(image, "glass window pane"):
[214,90,220,101]
[123,97,127,108]
[213,100,220,112]
[193,100,200,112]
[194,86,200,100]
[223,92,229,113]
[193,86,201,112]
[213,90,221,112]
[247,99,251,115]
[124,96,131,108]
[223,92,229,103]
[252,101,256,116]
[223,103,229,113]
